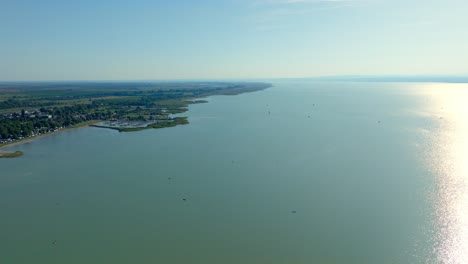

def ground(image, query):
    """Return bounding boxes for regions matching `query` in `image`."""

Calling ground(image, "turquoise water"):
[1,81,467,263]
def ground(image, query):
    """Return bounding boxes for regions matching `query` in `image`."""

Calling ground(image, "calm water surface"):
[1,81,467,264]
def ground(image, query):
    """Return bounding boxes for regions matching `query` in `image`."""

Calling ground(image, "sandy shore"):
[0,120,101,151]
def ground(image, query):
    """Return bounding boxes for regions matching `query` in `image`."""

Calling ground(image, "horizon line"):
[1,74,468,83]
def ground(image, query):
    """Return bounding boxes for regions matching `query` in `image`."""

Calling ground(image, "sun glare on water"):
[421,83,468,264]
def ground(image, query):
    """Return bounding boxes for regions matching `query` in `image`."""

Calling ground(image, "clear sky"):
[1,0,467,81]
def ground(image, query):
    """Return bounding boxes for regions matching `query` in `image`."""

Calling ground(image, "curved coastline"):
[0,82,272,157]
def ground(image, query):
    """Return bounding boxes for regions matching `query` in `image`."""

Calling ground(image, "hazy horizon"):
[2,75,468,84]
[2,0,468,81]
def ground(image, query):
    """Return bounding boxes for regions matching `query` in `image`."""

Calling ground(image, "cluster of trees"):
[0,117,67,139]
[0,98,56,110]
[0,104,115,140]
[0,119,35,139]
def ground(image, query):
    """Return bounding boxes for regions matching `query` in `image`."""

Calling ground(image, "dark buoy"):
[291,210,297,214]
[168,177,172,180]
[182,198,187,201]
[52,240,57,245]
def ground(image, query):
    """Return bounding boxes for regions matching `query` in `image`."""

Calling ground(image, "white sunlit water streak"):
[420,83,468,264]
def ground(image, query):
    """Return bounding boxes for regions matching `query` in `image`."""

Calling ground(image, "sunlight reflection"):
[421,83,468,264]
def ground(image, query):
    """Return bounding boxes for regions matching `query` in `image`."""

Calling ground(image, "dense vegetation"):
[0,82,270,143]
[0,105,110,139]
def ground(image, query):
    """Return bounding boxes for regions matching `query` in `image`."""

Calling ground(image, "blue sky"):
[1,0,467,80]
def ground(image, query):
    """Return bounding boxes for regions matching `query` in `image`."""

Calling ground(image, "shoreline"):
[0,83,272,153]
[0,120,101,151]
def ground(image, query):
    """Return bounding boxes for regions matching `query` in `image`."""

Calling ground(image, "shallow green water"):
[1,81,466,264]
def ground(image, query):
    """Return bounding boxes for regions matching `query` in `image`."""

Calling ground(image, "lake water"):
[1,81,467,264]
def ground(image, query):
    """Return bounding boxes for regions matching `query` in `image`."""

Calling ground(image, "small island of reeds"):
[0,151,23,158]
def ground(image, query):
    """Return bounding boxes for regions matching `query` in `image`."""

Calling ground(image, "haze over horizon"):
[2,0,467,81]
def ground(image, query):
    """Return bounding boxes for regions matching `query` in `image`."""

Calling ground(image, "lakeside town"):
[1,109,79,144]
